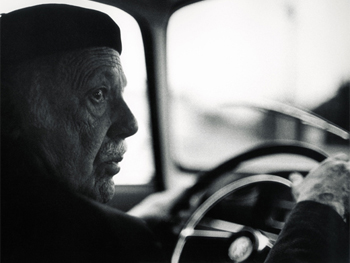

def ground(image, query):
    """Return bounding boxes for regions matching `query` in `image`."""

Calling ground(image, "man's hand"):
[289,153,350,221]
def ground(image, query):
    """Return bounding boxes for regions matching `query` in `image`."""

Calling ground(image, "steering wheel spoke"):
[199,218,245,233]
[198,218,278,249]
[180,228,233,239]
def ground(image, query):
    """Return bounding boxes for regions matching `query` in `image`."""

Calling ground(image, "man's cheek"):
[83,110,110,139]
[79,119,108,156]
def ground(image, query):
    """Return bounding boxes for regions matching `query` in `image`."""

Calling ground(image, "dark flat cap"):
[1,4,122,66]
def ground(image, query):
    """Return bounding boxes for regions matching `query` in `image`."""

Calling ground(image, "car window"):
[167,0,350,171]
[1,0,155,185]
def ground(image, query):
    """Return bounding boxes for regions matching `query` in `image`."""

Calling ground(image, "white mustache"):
[98,141,126,162]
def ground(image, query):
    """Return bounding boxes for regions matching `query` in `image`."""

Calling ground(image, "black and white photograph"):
[1,0,349,262]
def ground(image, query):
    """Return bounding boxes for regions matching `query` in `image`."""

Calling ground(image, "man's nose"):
[107,101,138,139]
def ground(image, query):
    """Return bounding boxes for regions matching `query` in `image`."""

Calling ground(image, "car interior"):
[1,0,349,262]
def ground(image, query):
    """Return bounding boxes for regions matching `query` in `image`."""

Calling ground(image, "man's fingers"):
[289,172,304,201]
[289,172,304,187]
[333,153,349,162]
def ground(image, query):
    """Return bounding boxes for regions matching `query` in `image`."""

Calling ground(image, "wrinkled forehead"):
[59,48,127,92]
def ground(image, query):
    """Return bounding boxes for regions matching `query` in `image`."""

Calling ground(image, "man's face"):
[29,48,138,203]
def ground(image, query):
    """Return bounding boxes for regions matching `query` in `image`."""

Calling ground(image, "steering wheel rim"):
[171,141,328,263]
[173,141,328,205]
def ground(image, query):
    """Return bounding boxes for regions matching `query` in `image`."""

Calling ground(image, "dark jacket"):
[266,201,349,263]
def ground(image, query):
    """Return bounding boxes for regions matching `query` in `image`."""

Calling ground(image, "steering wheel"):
[171,141,328,263]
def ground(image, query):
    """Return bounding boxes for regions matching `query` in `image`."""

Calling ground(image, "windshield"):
[167,0,350,171]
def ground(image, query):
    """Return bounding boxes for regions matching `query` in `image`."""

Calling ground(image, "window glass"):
[1,0,154,184]
[168,0,350,171]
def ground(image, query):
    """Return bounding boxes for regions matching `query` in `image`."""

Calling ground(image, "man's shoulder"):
[2,177,161,263]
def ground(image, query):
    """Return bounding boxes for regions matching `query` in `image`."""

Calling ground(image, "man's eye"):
[91,88,106,103]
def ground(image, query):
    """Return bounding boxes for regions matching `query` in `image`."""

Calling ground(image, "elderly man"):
[1,4,349,263]
[1,4,161,263]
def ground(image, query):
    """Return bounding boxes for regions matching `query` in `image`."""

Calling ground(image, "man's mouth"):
[104,157,123,175]
[96,141,127,177]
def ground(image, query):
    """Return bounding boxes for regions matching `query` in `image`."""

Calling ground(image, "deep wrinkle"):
[62,47,126,94]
